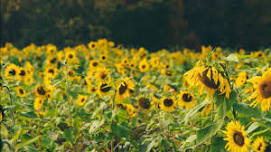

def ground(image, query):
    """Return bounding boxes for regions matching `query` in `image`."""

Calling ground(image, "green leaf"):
[19,111,37,118]
[63,128,73,142]
[233,103,262,119]
[184,99,210,124]
[111,122,130,138]
[15,136,40,152]
[246,122,259,134]
[196,120,223,145]
[210,136,226,152]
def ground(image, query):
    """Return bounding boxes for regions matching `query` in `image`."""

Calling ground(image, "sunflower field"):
[1,39,271,152]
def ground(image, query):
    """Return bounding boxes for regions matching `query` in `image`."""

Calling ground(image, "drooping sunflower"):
[223,121,250,152]
[137,97,152,111]
[139,59,150,72]
[178,91,197,109]
[76,95,88,106]
[184,62,231,98]
[160,97,176,112]
[16,87,26,97]
[115,78,135,103]
[252,136,266,152]
[5,64,19,80]
[248,68,271,112]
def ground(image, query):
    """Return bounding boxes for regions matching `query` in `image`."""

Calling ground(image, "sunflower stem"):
[3,85,15,126]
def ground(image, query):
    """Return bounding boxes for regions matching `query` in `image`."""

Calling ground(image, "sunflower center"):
[259,80,271,98]
[48,69,54,74]
[37,87,46,95]
[164,99,173,107]
[81,98,85,102]
[19,89,24,94]
[119,82,128,95]
[142,65,146,69]
[199,68,219,89]
[19,70,26,76]
[233,132,244,146]
[138,98,150,109]
[258,143,262,151]
[101,73,107,79]
[93,62,98,67]
[182,93,192,102]
[50,58,57,64]
[68,71,74,76]
[100,83,111,92]
[9,69,16,76]
[69,54,73,58]
[102,56,106,60]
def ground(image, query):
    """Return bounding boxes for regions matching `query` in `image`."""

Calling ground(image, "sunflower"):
[88,41,97,50]
[34,84,47,98]
[34,97,45,111]
[17,67,28,81]
[178,91,196,109]
[252,136,266,152]
[115,78,135,103]
[87,85,97,94]
[76,95,88,106]
[248,68,271,112]
[139,59,150,72]
[46,56,58,66]
[16,87,26,97]
[95,67,111,83]
[137,97,152,111]
[97,82,112,97]
[5,64,19,79]
[184,62,231,98]
[45,66,57,79]
[89,60,100,69]
[235,71,247,87]
[160,97,176,112]
[124,104,136,118]
[65,50,78,64]
[223,121,250,152]
[24,75,33,86]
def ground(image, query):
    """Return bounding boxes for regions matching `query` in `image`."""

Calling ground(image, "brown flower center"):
[182,93,192,102]
[92,62,98,67]
[100,83,111,92]
[69,54,73,59]
[259,80,271,98]
[198,68,219,89]
[258,143,262,151]
[119,82,128,95]
[37,86,46,95]
[50,58,57,64]
[19,70,26,76]
[164,98,173,107]
[48,69,54,74]
[9,69,16,76]
[19,89,24,94]
[100,73,107,80]
[233,132,245,146]
[138,98,151,109]
[142,65,146,69]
